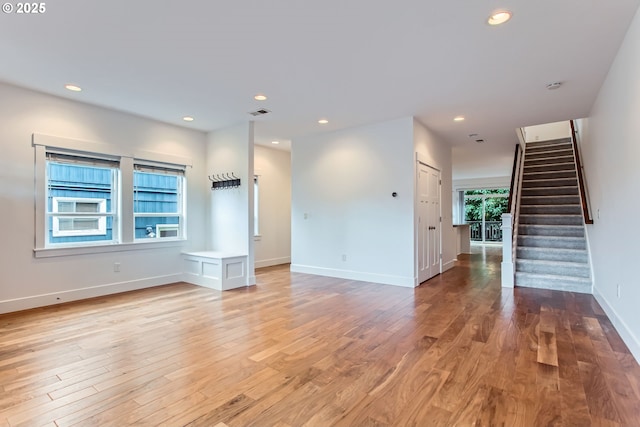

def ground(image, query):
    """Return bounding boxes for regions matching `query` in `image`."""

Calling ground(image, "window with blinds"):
[46,152,119,245]
[133,161,185,240]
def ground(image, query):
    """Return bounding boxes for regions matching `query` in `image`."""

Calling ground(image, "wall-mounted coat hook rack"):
[208,172,241,190]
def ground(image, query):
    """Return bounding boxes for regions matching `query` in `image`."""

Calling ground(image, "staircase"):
[515,137,592,293]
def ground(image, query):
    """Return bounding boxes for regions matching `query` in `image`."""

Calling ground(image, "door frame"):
[415,153,442,285]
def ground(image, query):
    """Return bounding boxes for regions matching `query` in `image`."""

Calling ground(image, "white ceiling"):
[1,0,638,179]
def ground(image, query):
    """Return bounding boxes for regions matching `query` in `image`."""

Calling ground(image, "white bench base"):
[182,251,248,291]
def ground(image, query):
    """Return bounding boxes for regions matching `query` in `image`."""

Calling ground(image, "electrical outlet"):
[342,254,347,262]
[114,262,121,272]
[304,213,308,220]
[617,283,621,298]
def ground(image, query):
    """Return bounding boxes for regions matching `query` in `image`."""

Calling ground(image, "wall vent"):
[249,109,271,116]
[475,139,485,143]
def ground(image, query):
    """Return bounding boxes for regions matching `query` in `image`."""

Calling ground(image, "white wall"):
[453,176,511,191]
[523,120,572,142]
[0,83,208,313]
[413,119,456,272]
[578,7,640,361]
[291,117,416,286]
[254,145,291,268]
[206,122,256,284]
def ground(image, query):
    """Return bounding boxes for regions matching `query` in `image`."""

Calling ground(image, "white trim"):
[32,133,193,167]
[442,258,456,272]
[290,264,416,288]
[34,144,47,250]
[453,177,511,192]
[255,256,291,268]
[593,288,640,363]
[34,239,185,258]
[0,274,183,315]
[33,133,127,158]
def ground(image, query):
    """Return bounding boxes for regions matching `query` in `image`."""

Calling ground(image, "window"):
[463,188,509,242]
[254,175,259,236]
[134,163,185,240]
[46,154,119,246]
[34,134,191,256]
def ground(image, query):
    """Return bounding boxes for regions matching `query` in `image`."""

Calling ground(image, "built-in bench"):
[182,251,248,291]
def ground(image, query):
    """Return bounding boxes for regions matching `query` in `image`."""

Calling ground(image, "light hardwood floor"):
[1,246,639,426]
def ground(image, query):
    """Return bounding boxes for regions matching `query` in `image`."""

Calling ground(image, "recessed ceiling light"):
[183,116,194,122]
[64,84,82,92]
[318,119,329,124]
[488,10,512,26]
[454,116,465,122]
[271,140,280,145]
[254,94,267,101]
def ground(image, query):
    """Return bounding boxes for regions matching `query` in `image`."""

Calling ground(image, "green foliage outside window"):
[464,189,509,222]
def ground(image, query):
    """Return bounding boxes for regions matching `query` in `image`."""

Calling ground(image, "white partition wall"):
[206,122,256,286]
[291,117,416,287]
[291,116,454,288]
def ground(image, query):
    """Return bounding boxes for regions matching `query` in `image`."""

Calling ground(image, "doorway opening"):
[463,189,509,243]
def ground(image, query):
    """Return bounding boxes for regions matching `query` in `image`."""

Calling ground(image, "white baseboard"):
[593,287,640,363]
[0,274,183,315]
[255,257,291,269]
[290,264,415,288]
[443,258,456,272]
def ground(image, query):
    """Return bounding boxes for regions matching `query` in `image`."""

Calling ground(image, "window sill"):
[34,239,186,258]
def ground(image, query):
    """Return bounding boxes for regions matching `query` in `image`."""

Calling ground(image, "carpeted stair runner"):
[515,138,592,293]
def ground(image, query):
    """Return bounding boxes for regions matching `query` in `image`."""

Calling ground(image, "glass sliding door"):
[484,196,509,242]
[464,189,509,243]
[464,196,483,241]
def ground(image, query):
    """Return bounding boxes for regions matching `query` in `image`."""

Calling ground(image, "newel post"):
[501,213,514,288]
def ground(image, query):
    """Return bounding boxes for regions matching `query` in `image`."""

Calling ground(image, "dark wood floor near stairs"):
[1,246,639,426]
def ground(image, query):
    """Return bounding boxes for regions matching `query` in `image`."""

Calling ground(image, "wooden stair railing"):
[502,141,524,288]
[570,120,594,224]
[507,143,521,213]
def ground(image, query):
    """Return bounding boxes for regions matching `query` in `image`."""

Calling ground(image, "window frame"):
[253,175,260,237]
[45,152,120,247]
[133,162,186,241]
[462,188,509,243]
[33,134,192,258]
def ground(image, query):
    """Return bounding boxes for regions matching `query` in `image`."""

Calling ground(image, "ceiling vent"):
[249,109,271,116]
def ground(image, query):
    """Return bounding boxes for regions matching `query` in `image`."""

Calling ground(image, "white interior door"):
[417,162,441,283]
